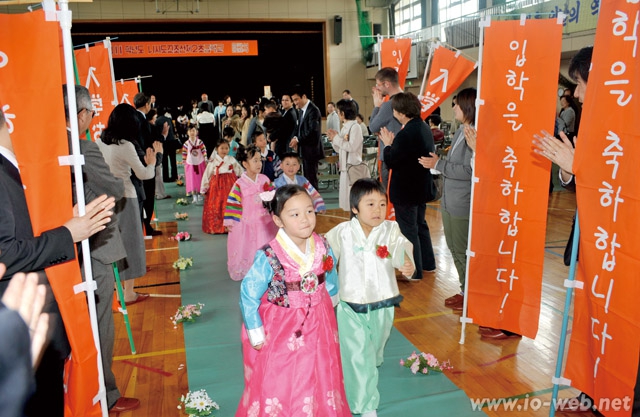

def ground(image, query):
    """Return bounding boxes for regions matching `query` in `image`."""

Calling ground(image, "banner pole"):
[458,14,490,345]
[113,263,137,354]
[418,41,436,99]
[105,37,119,110]
[549,210,580,417]
[376,34,382,70]
[58,1,109,415]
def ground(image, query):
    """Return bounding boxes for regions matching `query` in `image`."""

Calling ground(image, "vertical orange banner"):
[467,18,562,339]
[419,44,477,119]
[0,10,100,417]
[566,1,640,414]
[115,78,140,105]
[74,40,116,141]
[380,38,412,89]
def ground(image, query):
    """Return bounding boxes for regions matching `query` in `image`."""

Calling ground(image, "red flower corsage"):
[322,255,334,272]
[228,164,233,170]
[267,156,273,162]
[263,182,274,191]
[376,245,391,259]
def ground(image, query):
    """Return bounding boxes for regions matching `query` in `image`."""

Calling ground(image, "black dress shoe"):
[150,229,163,236]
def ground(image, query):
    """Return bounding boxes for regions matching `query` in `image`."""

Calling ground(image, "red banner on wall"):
[566,1,640,414]
[74,40,116,141]
[467,18,562,339]
[0,10,100,417]
[419,44,477,120]
[115,78,140,106]
[380,38,412,89]
[111,40,259,58]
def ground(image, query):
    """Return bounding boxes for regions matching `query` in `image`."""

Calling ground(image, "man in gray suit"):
[64,85,140,413]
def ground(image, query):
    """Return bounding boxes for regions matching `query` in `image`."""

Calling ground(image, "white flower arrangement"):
[173,256,193,270]
[178,389,219,417]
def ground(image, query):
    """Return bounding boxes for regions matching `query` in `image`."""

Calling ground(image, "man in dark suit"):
[64,85,140,413]
[290,89,323,189]
[0,108,115,417]
[157,111,179,182]
[279,94,298,155]
[133,92,165,236]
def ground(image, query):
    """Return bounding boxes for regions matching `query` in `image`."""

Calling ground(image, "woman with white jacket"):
[326,99,364,211]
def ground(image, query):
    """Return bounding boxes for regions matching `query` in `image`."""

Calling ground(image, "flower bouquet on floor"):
[171,303,204,327]
[172,232,191,241]
[178,389,219,417]
[400,351,453,375]
[175,212,189,220]
[173,256,193,270]
[176,198,190,206]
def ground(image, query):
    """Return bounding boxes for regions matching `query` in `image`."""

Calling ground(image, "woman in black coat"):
[379,92,436,279]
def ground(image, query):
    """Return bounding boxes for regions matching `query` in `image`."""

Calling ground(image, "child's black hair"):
[265,184,309,216]
[349,178,387,218]
[235,143,260,164]
[280,152,301,163]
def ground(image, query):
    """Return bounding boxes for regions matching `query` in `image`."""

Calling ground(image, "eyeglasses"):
[77,108,96,119]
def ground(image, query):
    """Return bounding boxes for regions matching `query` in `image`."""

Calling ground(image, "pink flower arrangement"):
[171,303,204,328]
[400,351,452,375]
[171,232,191,241]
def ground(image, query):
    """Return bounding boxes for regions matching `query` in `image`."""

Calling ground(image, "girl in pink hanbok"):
[224,144,278,281]
[236,184,351,417]
[182,123,207,204]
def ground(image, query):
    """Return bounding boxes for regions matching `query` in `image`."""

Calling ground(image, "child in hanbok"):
[253,130,281,181]
[222,126,240,158]
[182,123,207,204]
[236,185,351,417]
[325,178,415,417]
[274,152,325,213]
[201,139,243,234]
[224,144,278,281]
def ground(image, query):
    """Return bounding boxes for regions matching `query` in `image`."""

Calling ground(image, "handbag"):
[429,174,443,202]
[343,124,370,186]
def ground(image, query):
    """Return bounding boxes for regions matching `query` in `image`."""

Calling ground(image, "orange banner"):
[111,40,259,58]
[467,18,562,339]
[420,44,477,119]
[74,40,116,141]
[115,78,140,106]
[0,10,100,417]
[566,1,640,414]
[380,38,412,89]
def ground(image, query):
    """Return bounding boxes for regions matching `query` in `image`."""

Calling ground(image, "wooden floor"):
[111,190,593,416]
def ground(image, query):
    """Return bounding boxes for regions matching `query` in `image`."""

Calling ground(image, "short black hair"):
[336,99,357,121]
[216,139,230,149]
[568,46,593,83]
[281,152,301,163]
[222,126,235,138]
[266,184,310,216]
[133,92,149,109]
[349,178,386,218]
[426,114,442,126]
[391,91,421,119]
[343,89,351,95]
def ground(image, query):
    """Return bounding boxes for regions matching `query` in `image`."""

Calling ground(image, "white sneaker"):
[197,194,203,203]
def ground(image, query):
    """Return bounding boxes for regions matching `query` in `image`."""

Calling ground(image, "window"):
[394,0,423,35]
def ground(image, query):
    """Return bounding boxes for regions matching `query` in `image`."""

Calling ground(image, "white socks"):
[361,411,377,417]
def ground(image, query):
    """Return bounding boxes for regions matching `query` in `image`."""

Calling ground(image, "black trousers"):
[142,178,156,233]
[162,142,178,182]
[393,202,436,279]
[302,159,319,190]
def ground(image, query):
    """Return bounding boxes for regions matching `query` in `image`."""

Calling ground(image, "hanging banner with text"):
[111,40,259,58]
[74,40,116,141]
[380,38,412,89]
[115,78,140,105]
[419,43,477,120]
[566,1,640,414]
[0,10,101,417]
[467,17,563,339]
